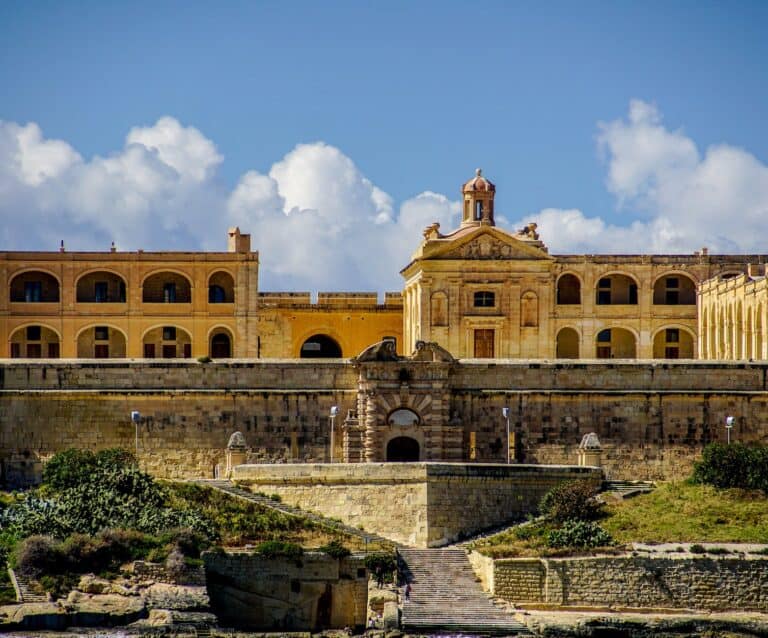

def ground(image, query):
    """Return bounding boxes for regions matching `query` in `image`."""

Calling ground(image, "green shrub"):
[12,535,63,578]
[545,520,613,549]
[540,480,603,523]
[689,543,706,554]
[364,552,396,577]
[319,539,351,559]
[254,540,304,562]
[692,443,768,492]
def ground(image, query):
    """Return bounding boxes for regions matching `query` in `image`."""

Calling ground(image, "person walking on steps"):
[404,582,412,602]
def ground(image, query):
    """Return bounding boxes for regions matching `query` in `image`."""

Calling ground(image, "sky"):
[1,0,767,292]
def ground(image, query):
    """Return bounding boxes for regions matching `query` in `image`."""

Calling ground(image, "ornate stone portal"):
[343,340,460,463]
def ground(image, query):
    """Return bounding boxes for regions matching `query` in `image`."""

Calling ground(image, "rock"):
[69,593,146,627]
[0,602,69,631]
[78,574,112,594]
[147,608,174,625]
[144,583,210,610]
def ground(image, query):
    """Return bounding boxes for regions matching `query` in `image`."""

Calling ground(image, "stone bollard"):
[577,432,602,467]
[225,431,248,477]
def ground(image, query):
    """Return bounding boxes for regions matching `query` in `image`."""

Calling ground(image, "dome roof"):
[462,168,495,193]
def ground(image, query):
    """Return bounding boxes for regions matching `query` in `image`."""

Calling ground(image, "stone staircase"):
[194,479,398,549]
[8,569,49,603]
[602,479,656,498]
[398,548,529,636]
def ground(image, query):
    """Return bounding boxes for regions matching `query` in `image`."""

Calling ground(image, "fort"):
[1,169,767,483]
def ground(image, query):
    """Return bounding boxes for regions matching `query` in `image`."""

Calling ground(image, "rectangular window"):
[94,344,109,358]
[24,281,42,302]
[597,279,611,305]
[666,277,679,289]
[665,346,679,359]
[162,326,176,341]
[473,291,495,307]
[94,326,109,341]
[666,328,680,343]
[94,282,108,302]
[26,326,41,341]
[144,343,156,358]
[163,283,176,303]
[10,343,21,358]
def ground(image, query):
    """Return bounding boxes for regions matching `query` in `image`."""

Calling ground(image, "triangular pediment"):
[424,226,552,261]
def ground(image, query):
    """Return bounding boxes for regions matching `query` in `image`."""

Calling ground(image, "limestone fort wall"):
[473,552,768,611]
[1,360,767,483]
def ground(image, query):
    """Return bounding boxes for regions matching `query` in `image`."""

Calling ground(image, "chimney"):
[228,227,251,253]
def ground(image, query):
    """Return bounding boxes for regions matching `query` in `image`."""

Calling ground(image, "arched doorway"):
[300,334,342,358]
[210,330,232,358]
[556,327,580,358]
[386,437,420,462]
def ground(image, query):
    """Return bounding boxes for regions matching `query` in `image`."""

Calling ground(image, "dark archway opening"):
[211,333,231,358]
[386,437,420,462]
[300,334,342,358]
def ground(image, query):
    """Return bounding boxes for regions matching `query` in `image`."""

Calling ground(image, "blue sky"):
[1,1,767,291]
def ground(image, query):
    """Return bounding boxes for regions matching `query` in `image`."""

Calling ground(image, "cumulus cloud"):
[514,100,768,255]
[2,102,767,291]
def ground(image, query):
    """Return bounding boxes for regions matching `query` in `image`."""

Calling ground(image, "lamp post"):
[130,410,141,462]
[725,415,735,444]
[502,406,510,464]
[329,406,339,463]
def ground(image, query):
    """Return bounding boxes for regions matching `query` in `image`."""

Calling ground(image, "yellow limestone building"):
[401,169,764,360]
[1,169,764,361]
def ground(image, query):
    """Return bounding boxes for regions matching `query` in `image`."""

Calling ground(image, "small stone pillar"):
[225,431,248,477]
[578,432,602,467]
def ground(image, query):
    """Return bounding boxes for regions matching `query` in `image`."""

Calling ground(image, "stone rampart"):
[232,463,602,547]
[481,553,768,611]
[2,360,768,482]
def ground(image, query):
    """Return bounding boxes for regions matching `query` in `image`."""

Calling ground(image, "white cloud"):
[518,100,768,255]
[2,102,767,291]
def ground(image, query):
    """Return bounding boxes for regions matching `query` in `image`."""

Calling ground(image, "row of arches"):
[9,270,235,304]
[555,326,695,359]
[556,273,699,306]
[8,325,233,359]
[701,302,765,360]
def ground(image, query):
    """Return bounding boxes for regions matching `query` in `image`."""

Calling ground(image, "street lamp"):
[725,415,735,444]
[502,407,510,464]
[329,406,339,463]
[130,410,141,462]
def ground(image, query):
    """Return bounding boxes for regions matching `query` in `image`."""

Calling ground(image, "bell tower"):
[461,168,495,227]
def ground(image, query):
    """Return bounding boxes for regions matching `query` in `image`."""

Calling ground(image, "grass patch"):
[601,481,768,544]
[472,481,768,558]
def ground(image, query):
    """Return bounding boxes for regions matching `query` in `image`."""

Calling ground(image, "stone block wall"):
[232,463,602,547]
[203,550,368,631]
[485,554,768,611]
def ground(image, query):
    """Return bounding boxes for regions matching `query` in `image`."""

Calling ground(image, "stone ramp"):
[399,548,530,636]
[193,479,399,549]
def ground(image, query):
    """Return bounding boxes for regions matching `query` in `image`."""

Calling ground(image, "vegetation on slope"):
[473,443,768,558]
[0,448,361,598]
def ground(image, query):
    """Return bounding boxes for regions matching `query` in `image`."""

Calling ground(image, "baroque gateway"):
[1,170,767,483]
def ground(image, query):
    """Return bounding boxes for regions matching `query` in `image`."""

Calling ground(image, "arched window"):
[143,272,192,303]
[595,327,637,359]
[596,275,638,305]
[208,271,235,303]
[653,274,696,305]
[300,334,342,358]
[76,271,127,303]
[556,274,581,305]
[10,272,60,303]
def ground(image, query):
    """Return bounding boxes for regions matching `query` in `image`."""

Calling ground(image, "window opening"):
[474,291,495,307]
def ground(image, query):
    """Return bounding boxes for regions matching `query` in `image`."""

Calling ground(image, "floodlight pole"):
[726,415,735,444]
[502,406,510,464]
[131,410,141,463]
[330,406,339,463]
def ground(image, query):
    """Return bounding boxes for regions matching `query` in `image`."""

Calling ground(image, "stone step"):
[9,569,49,603]
[398,548,529,636]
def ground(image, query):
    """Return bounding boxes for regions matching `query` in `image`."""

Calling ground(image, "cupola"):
[461,168,495,227]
